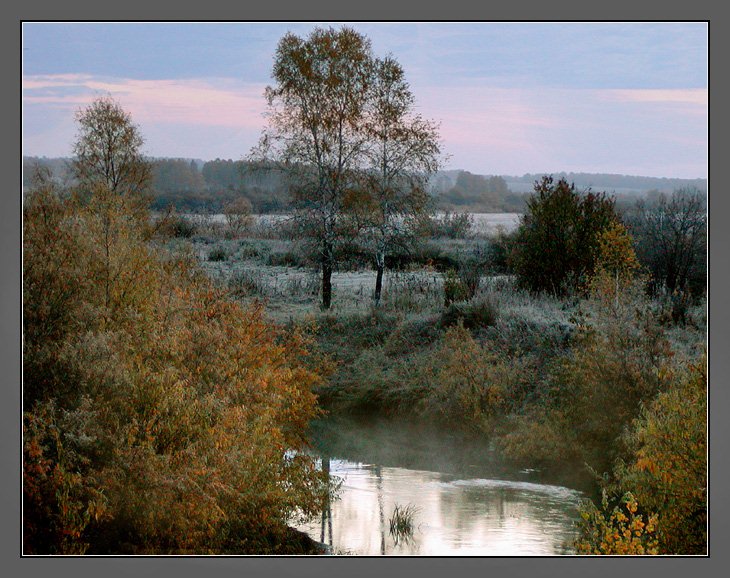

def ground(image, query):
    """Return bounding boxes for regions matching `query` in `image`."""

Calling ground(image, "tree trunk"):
[322,258,333,310]
[373,254,385,305]
[374,264,384,305]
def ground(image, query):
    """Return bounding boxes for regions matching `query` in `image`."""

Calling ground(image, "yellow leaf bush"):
[23,178,328,554]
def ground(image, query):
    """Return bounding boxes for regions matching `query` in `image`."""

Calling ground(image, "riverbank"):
[173,211,706,555]
[174,216,705,482]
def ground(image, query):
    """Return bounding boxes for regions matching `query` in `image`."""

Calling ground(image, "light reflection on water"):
[296,459,583,556]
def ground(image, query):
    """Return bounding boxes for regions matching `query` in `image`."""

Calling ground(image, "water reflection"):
[297,459,582,556]
[320,457,333,546]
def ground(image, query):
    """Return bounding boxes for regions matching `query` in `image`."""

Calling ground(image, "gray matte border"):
[4,1,724,578]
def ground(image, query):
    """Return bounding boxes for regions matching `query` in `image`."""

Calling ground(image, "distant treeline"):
[23,156,289,213]
[23,156,705,215]
[434,171,529,212]
[504,172,707,195]
[153,158,289,213]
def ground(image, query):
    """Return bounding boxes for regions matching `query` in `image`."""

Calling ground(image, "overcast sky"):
[22,22,708,179]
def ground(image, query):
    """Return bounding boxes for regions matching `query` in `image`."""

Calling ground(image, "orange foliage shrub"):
[618,357,707,554]
[575,491,659,555]
[23,177,328,554]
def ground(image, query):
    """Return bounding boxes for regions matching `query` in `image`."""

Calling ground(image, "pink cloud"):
[602,88,707,106]
[23,74,269,130]
[417,86,557,154]
[412,85,706,176]
[23,75,707,178]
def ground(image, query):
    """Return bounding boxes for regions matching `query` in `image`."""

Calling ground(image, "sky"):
[21,22,708,179]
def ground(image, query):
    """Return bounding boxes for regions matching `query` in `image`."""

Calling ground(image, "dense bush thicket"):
[574,357,706,554]
[23,176,329,554]
[417,211,474,239]
[23,99,329,555]
[510,176,619,294]
[623,188,707,299]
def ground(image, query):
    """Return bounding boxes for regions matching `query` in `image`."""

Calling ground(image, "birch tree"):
[72,95,152,197]
[253,26,374,309]
[361,56,441,304]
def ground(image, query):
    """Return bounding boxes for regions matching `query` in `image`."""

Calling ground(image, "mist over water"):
[297,416,587,555]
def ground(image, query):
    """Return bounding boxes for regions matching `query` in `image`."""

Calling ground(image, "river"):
[295,416,586,556]
[186,212,522,236]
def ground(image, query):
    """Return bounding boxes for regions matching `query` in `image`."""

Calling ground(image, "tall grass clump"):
[389,503,419,543]
[440,296,499,331]
[419,211,474,239]
[228,270,271,299]
[381,272,441,313]
[208,245,228,262]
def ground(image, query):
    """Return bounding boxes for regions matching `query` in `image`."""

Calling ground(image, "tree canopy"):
[72,95,152,197]
[359,55,441,303]
[510,176,619,294]
[253,26,441,308]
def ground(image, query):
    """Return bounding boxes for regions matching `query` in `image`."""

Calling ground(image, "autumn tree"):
[72,95,152,200]
[589,221,643,307]
[252,26,375,309]
[510,176,619,294]
[223,196,254,237]
[360,56,441,304]
[24,102,329,554]
[617,357,707,554]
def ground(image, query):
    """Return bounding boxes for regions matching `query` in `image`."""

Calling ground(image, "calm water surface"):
[190,212,522,235]
[296,417,585,556]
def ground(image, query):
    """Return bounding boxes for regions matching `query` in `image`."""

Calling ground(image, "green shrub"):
[443,268,472,306]
[267,249,309,267]
[535,281,672,474]
[235,240,268,260]
[158,214,197,239]
[315,310,401,363]
[223,196,254,237]
[419,211,474,239]
[208,246,228,262]
[575,491,659,555]
[614,356,707,554]
[485,229,516,274]
[496,411,579,467]
[425,325,508,432]
[440,297,498,331]
[510,176,619,295]
[383,315,442,356]
[228,270,269,298]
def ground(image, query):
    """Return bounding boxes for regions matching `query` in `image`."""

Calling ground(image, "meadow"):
[166,210,706,459]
